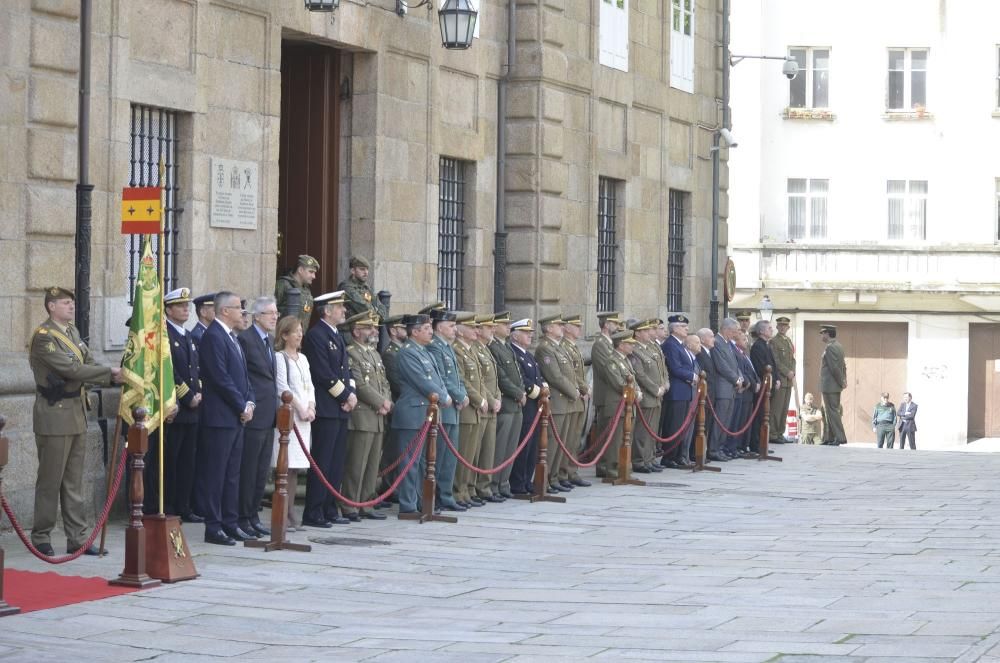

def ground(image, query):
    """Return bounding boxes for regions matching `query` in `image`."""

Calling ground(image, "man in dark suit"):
[730,331,760,456]
[661,315,699,468]
[749,320,781,453]
[898,392,918,449]
[509,319,545,494]
[237,296,280,537]
[190,292,215,347]
[195,291,256,545]
[163,288,203,522]
[710,319,743,460]
[301,290,357,527]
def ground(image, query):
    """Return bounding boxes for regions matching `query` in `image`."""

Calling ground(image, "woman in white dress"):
[273,315,316,530]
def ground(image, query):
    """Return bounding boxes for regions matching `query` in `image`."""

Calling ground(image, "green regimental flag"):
[119,235,177,434]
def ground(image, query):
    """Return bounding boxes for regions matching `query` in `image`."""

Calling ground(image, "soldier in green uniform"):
[768,316,796,444]
[452,313,486,507]
[558,313,591,488]
[340,311,392,521]
[591,311,623,476]
[872,392,897,449]
[819,324,848,445]
[375,314,409,503]
[534,315,579,493]
[628,320,666,473]
[30,287,123,556]
[736,311,752,334]
[594,331,640,477]
[473,315,502,502]
[487,312,524,499]
[338,256,389,321]
[275,255,319,329]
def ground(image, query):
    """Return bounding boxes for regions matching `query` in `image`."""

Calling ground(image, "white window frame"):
[887,48,928,111]
[995,178,1000,242]
[786,178,829,241]
[599,0,629,72]
[787,47,830,109]
[995,45,1000,110]
[887,179,928,241]
[669,0,695,93]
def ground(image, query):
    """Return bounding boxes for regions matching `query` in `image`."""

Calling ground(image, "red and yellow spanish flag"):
[121,186,162,234]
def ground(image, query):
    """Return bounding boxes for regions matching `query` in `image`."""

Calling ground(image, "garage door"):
[968,324,1000,439]
[802,321,908,444]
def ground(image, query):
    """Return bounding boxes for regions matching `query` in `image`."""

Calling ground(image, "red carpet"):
[3,569,139,613]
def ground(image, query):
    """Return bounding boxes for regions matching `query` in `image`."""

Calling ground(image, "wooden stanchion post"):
[759,366,782,462]
[110,409,161,589]
[0,416,21,617]
[247,392,311,552]
[400,395,456,524]
[693,373,721,473]
[521,389,565,503]
[606,376,644,487]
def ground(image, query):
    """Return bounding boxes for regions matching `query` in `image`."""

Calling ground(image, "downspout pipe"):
[75,0,94,342]
[709,0,731,332]
[493,0,516,310]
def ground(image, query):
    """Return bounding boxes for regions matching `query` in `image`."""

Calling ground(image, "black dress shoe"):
[205,531,236,546]
[250,521,271,537]
[546,486,560,494]
[633,465,651,474]
[708,453,729,462]
[67,544,101,556]
[223,526,257,541]
[485,494,504,503]
[181,512,206,523]
[468,498,485,507]
[343,513,361,523]
[36,543,55,556]
[361,511,388,520]
[569,478,591,487]
[660,459,678,469]
[301,517,332,528]
[329,516,350,525]
[500,491,515,498]
[439,503,467,512]
[559,480,575,490]
[647,464,664,473]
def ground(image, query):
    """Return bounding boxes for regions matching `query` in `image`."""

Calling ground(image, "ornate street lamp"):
[304,0,339,11]
[757,295,774,322]
[396,0,478,50]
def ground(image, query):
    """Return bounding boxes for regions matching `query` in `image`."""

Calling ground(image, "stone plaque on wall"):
[210,157,258,230]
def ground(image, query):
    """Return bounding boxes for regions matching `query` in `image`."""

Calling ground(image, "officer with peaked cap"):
[191,292,216,347]
[275,254,319,329]
[769,316,796,444]
[487,311,525,499]
[508,319,545,494]
[557,313,591,488]
[424,308,468,511]
[819,324,848,445]
[594,330,640,477]
[534,315,577,493]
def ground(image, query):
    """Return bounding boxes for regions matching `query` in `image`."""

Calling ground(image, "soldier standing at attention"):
[30,287,123,556]
[473,315,503,503]
[819,324,848,446]
[376,314,409,499]
[487,312,524,499]
[769,316,796,444]
[338,256,389,321]
[425,308,468,511]
[628,320,666,473]
[736,311,752,334]
[275,255,319,329]
[190,292,216,347]
[452,313,487,508]
[535,315,578,493]
[872,392,897,449]
[594,331,640,477]
[558,314,591,488]
[341,312,392,520]
[591,311,623,474]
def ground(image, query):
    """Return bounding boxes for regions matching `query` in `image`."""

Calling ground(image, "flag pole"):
[157,158,166,517]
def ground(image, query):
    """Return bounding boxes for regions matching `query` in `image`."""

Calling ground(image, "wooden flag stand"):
[247,392,311,552]
[110,410,161,589]
[400,395,457,524]
[516,390,566,503]
[604,377,645,487]
[759,367,782,463]
[692,374,721,473]
[0,417,21,616]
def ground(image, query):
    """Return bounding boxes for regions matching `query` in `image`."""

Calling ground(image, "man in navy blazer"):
[508,319,545,494]
[301,290,357,527]
[190,292,215,348]
[898,392,918,449]
[660,315,699,468]
[731,331,760,456]
[237,296,280,537]
[195,291,256,545]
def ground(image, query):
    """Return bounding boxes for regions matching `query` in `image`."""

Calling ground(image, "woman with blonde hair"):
[273,315,315,530]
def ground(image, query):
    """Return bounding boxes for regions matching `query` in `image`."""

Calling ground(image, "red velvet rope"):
[293,422,428,508]
[377,425,431,478]
[0,444,129,564]
[549,399,626,468]
[704,385,767,437]
[438,408,542,475]
[636,396,699,444]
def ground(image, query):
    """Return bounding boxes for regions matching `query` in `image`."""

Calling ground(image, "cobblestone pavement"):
[4,444,1000,662]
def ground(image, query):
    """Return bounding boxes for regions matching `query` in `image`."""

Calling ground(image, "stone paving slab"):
[5,445,1000,661]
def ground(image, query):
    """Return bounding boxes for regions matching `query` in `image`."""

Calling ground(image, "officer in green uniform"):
[452,313,486,507]
[374,314,409,503]
[340,311,392,520]
[591,311,623,476]
[558,314,591,488]
[769,316,796,444]
[594,331,639,477]
[628,320,665,473]
[487,312,524,499]
[872,392,897,449]
[30,287,123,556]
[535,315,579,493]
[819,324,848,445]
[338,256,389,320]
[736,311,752,334]
[275,255,319,329]
[473,315,502,502]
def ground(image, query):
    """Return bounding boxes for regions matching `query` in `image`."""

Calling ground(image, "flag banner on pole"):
[119,236,176,434]
[121,186,162,234]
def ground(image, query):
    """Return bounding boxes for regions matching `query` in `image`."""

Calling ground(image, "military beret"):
[492,311,512,324]
[775,316,791,324]
[430,308,457,322]
[314,290,346,306]
[596,311,624,324]
[455,312,478,326]
[476,314,496,326]
[418,302,447,315]
[611,330,637,346]
[667,314,690,324]
[384,314,407,328]
[44,286,74,305]
[164,287,191,306]
[510,318,534,332]
[349,256,371,269]
[820,324,837,334]
[403,313,431,326]
[539,314,564,326]
[298,255,320,271]
[193,293,216,308]
[561,313,583,326]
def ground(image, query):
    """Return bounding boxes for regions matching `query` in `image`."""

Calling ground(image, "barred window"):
[667,189,687,311]
[438,157,467,310]
[597,177,621,312]
[126,104,182,303]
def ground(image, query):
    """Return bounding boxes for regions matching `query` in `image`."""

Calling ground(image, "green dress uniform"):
[872,401,897,449]
[769,330,795,442]
[628,339,663,469]
[473,339,500,500]
[376,338,405,495]
[594,338,636,476]
[558,336,589,483]
[452,338,486,504]
[274,275,314,329]
[535,334,579,489]
[341,334,392,517]
[590,332,615,441]
[820,335,848,444]
[29,317,113,550]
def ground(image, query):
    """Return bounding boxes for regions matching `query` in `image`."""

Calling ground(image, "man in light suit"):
[196,291,256,545]
[237,296,280,537]
[660,315,699,468]
[898,391,918,450]
[710,319,744,460]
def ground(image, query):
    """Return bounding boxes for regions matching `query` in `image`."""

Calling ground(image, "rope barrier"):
[549,399,625,468]
[635,396,699,448]
[377,424,430,479]
[439,409,542,475]
[293,422,428,509]
[0,444,129,564]
[704,385,767,437]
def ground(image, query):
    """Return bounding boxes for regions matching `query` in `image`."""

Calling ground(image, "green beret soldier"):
[275,255,319,328]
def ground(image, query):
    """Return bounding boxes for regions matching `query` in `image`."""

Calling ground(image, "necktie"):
[264,335,273,362]
[231,331,244,357]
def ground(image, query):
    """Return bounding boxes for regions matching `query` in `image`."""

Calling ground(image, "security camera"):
[782,58,799,80]
[719,127,738,148]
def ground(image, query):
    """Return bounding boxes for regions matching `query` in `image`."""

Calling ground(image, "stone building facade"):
[0,0,727,516]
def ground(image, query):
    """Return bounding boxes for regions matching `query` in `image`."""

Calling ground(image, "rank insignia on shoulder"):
[364,292,371,302]
[303,304,312,312]
[37,328,48,335]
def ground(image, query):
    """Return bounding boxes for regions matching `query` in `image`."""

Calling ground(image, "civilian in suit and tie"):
[163,288,204,522]
[695,328,726,463]
[190,293,215,348]
[660,315,699,468]
[237,296,280,538]
[708,320,744,461]
[731,331,761,456]
[487,312,525,499]
[195,291,256,546]
[509,319,545,494]
[749,320,782,453]
[898,392,918,449]
[301,290,357,527]
[424,308,469,511]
